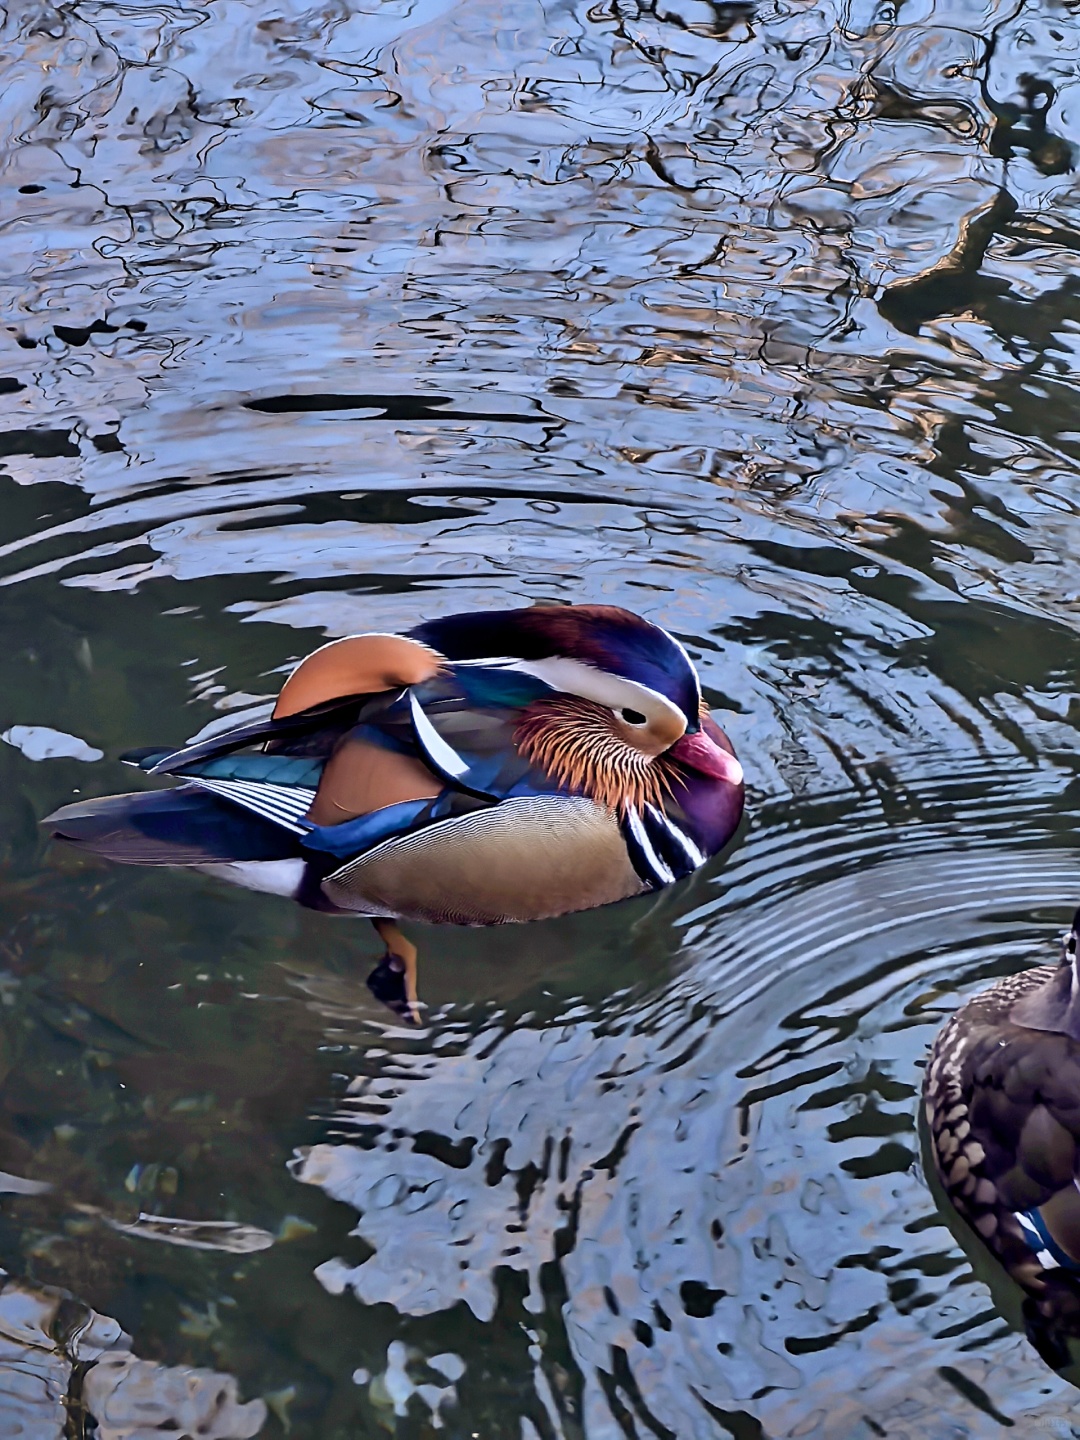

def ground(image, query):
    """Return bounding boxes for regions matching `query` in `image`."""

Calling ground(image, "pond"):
[2,0,1080,1433]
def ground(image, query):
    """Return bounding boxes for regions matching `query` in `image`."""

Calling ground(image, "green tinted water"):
[4,0,1080,1432]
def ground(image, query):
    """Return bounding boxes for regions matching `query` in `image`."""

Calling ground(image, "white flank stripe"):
[188,777,315,835]
[624,805,675,886]
[409,690,470,780]
[1015,1211,1061,1270]
[645,803,706,869]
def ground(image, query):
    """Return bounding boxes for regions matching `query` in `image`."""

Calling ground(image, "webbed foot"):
[368,919,421,1025]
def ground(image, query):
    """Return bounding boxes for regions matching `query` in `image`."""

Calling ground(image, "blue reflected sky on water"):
[3,0,1080,1432]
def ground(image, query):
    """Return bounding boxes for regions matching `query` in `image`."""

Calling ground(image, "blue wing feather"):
[45,788,299,865]
[304,798,433,858]
[179,754,325,787]
[303,788,495,858]
[406,665,563,801]
[100,659,568,871]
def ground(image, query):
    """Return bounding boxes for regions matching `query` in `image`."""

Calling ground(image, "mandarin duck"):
[44,605,744,1021]
[925,908,1080,1367]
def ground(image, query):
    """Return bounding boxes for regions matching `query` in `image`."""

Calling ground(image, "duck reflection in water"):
[44,605,744,1023]
[926,907,1080,1369]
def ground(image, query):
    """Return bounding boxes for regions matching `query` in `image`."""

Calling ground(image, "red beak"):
[668,727,743,787]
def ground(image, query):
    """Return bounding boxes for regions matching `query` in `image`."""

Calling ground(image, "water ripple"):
[295,849,1080,1435]
[3,0,1080,1428]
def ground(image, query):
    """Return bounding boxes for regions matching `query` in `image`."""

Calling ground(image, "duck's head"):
[412,604,744,810]
[1012,908,1080,1040]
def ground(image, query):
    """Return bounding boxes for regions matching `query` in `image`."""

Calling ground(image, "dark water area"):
[3,0,1080,1432]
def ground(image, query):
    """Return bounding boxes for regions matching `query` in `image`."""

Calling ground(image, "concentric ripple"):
[289,832,1080,1437]
[3,0,1080,1429]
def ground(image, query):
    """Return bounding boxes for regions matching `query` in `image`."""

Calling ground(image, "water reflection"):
[0,1270,265,1438]
[290,849,1080,1436]
[3,0,1080,1426]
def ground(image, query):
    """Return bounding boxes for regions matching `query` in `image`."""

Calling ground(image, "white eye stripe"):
[507,657,687,734]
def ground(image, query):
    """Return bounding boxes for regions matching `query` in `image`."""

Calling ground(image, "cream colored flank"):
[323,795,645,924]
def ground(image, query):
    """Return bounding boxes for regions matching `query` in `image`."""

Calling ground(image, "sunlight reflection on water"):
[3,0,1080,1430]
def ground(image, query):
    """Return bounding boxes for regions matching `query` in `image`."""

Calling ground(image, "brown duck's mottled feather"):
[515,696,674,814]
[925,964,1080,1312]
[273,634,444,720]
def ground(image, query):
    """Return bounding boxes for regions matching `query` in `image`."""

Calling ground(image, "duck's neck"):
[1012,964,1080,1039]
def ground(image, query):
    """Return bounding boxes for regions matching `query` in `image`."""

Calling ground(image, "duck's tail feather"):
[43,788,299,866]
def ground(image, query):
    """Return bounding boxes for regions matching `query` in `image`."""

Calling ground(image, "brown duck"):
[925,907,1080,1366]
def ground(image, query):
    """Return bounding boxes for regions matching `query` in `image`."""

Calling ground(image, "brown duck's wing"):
[1033,1185,1080,1264]
[963,1026,1080,1259]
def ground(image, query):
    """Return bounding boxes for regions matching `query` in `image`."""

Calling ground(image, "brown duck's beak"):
[667,727,744,787]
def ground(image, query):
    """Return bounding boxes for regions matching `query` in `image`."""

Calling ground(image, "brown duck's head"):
[1012,908,1080,1040]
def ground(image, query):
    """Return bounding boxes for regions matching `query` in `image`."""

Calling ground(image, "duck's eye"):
[620,707,648,726]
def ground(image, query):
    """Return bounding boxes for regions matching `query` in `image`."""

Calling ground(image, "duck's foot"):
[368,919,420,1025]
[1024,1296,1075,1371]
[366,953,412,1019]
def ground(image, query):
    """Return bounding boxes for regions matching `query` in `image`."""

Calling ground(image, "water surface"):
[3,0,1080,1432]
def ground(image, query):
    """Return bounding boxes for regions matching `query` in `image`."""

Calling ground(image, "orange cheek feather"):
[515,697,672,814]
